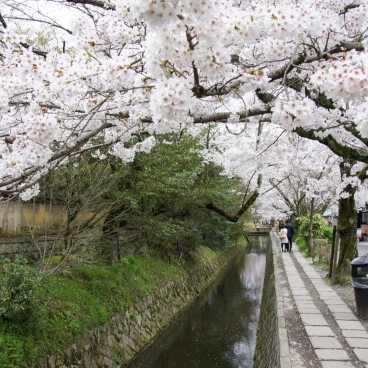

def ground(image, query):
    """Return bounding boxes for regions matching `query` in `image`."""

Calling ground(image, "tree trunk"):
[336,162,358,274]
[102,207,121,263]
[336,189,358,273]
[308,198,315,256]
[62,203,79,254]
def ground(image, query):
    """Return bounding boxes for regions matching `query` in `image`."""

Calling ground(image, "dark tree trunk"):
[308,198,315,255]
[102,207,122,263]
[336,162,358,274]
[62,203,79,254]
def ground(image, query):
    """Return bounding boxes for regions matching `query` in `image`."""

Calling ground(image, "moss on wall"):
[253,240,280,368]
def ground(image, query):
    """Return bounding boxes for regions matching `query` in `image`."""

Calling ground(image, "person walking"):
[278,223,289,252]
[285,219,295,252]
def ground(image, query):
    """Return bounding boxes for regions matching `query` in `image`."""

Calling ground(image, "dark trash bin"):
[351,256,368,319]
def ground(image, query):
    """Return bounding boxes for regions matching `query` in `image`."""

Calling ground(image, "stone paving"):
[276,236,368,368]
[359,241,368,256]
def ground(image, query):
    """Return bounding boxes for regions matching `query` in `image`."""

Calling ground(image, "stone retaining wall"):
[0,237,61,260]
[32,244,243,368]
[253,238,280,368]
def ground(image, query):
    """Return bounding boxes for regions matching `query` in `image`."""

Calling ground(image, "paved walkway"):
[273,234,368,368]
[359,241,368,256]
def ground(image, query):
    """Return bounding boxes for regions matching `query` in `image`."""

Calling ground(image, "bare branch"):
[206,190,259,223]
[192,107,272,124]
[0,12,7,28]
[295,127,368,164]
[65,0,116,10]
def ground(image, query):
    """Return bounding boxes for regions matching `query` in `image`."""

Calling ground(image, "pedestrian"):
[285,219,295,251]
[278,223,289,252]
[363,225,368,241]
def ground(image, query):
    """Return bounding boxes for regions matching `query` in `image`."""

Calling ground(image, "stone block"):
[292,289,310,296]
[319,292,339,299]
[353,348,368,362]
[346,338,368,348]
[305,326,334,337]
[298,307,320,314]
[280,338,290,357]
[336,320,365,330]
[300,313,328,326]
[315,349,349,361]
[321,362,355,368]
[309,336,343,349]
[332,312,356,320]
[280,356,292,368]
[324,299,345,305]
[342,330,368,338]
[328,305,353,313]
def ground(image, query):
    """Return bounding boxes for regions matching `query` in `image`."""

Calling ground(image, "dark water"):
[127,240,267,368]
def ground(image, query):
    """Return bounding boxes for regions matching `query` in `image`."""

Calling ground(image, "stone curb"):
[270,233,292,368]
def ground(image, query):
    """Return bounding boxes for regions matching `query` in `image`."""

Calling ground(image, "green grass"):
[0,239,244,368]
[313,259,330,270]
[0,251,186,368]
[196,245,217,261]
[295,236,309,255]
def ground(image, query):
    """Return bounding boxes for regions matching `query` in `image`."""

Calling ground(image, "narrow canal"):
[127,238,268,368]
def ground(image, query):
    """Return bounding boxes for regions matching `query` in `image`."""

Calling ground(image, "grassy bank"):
[0,244,230,368]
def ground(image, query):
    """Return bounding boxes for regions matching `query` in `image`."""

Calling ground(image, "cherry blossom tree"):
[334,159,368,272]
[262,139,340,221]
[1,0,368,274]
[0,0,367,198]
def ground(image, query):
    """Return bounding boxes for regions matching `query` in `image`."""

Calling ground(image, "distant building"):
[358,203,368,228]
[322,210,333,226]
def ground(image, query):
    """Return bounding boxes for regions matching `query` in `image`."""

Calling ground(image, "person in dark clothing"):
[285,220,294,251]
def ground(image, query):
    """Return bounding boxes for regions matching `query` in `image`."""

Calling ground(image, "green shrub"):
[296,214,325,239]
[322,226,333,243]
[0,257,43,321]
[295,236,308,254]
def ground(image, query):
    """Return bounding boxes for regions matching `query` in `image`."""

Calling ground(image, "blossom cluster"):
[310,50,368,103]
[149,77,195,130]
[272,99,317,130]
[0,0,367,201]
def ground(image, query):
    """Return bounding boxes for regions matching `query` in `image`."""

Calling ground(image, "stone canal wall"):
[0,236,61,260]
[32,244,243,368]
[253,237,280,368]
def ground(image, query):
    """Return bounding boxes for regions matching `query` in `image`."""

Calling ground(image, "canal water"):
[126,238,267,368]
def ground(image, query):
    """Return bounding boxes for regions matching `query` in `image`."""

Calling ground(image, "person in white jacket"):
[278,224,289,252]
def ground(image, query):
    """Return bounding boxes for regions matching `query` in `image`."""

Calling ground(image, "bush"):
[0,257,43,321]
[295,236,308,254]
[296,214,325,239]
[322,226,333,243]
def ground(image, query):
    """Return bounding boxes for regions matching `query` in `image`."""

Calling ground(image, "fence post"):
[331,229,340,284]
[328,225,336,278]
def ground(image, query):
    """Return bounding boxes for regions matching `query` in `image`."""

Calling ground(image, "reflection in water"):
[240,253,266,301]
[127,240,267,368]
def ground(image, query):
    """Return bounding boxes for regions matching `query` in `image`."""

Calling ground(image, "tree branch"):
[206,190,258,223]
[0,122,114,191]
[65,0,116,10]
[192,107,272,124]
[0,12,7,28]
[294,127,368,163]
[192,40,364,99]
